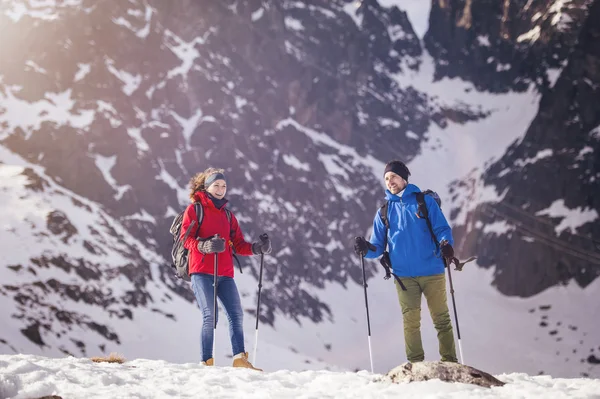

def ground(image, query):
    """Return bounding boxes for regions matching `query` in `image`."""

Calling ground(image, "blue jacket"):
[365,184,454,277]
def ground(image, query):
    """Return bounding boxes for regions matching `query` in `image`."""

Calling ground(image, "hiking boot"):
[232,352,262,371]
[201,358,214,366]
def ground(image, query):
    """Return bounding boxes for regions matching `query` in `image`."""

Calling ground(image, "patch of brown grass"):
[90,352,126,364]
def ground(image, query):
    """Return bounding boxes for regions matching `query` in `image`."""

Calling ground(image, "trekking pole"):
[252,233,268,365]
[359,254,374,373]
[444,257,464,364]
[213,235,219,365]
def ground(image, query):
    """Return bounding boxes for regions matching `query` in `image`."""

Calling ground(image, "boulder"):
[378,361,505,388]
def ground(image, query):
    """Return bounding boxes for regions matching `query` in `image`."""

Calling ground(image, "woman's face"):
[206,179,227,199]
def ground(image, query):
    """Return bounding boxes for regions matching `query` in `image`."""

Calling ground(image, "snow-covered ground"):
[1,354,599,399]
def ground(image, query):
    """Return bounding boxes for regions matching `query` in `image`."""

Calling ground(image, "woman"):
[181,167,271,370]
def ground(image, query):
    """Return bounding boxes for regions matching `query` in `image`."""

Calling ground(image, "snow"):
[477,35,491,47]
[2,0,82,22]
[123,209,156,224]
[547,66,564,88]
[235,96,248,109]
[73,63,91,82]
[388,24,410,41]
[104,58,141,96]
[0,87,94,139]
[170,109,207,149]
[251,8,264,22]
[406,130,419,139]
[0,147,165,303]
[275,118,385,180]
[378,0,432,39]
[574,146,593,161]
[482,220,515,236]
[379,117,401,128]
[111,3,153,39]
[282,154,311,172]
[514,148,554,167]
[96,100,122,128]
[387,50,541,222]
[342,1,363,27]
[93,155,130,200]
[126,127,150,154]
[284,16,304,31]
[156,161,188,205]
[549,0,574,31]
[517,26,541,43]
[24,60,47,75]
[1,354,599,399]
[518,0,573,43]
[535,199,599,235]
[496,63,511,72]
[163,29,211,81]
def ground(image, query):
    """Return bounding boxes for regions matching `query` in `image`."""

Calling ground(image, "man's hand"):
[354,236,372,257]
[440,241,454,259]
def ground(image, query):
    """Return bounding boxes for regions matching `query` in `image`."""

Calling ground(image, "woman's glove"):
[252,233,272,255]
[197,235,226,254]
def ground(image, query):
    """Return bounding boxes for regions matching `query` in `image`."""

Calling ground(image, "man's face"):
[384,171,407,194]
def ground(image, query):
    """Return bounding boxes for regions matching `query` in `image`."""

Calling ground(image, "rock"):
[379,361,505,388]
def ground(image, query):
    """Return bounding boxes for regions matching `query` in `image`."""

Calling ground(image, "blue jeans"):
[191,273,245,362]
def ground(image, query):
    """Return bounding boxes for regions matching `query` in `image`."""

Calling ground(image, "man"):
[354,160,458,363]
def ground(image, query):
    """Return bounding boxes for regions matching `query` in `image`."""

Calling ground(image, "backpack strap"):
[379,201,390,249]
[377,201,407,291]
[193,203,203,238]
[416,192,439,250]
[224,208,233,239]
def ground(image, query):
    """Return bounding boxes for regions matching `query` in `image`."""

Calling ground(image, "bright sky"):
[2,354,599,399]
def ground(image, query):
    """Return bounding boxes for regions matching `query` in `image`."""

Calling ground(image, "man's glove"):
[197,235,226,254]
[354,236,372,257]
[252,233,272,255]
[440,241,454,259]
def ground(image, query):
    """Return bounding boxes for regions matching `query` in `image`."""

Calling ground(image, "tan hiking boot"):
[201,358,214,366]
[232,352,262,371]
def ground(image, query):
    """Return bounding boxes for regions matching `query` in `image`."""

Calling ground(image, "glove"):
[197,235,226,254]
[252,233,272,255]
[441,242,454,259]
[354,236,371,257]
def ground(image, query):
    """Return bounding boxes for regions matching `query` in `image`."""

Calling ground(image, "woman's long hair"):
[188,167,225,201]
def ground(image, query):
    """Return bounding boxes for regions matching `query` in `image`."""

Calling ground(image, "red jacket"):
[181,191,253,277]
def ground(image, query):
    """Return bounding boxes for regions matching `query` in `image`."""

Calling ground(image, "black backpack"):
[377,190,442,290]
[169,203,237,281]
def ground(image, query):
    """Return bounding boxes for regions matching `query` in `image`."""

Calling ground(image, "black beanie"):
[384,161,410,181]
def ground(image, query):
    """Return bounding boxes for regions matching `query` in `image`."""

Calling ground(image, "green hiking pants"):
[394,273,457,363]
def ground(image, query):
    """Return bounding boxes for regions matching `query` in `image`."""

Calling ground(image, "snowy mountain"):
[0,0,598,378]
